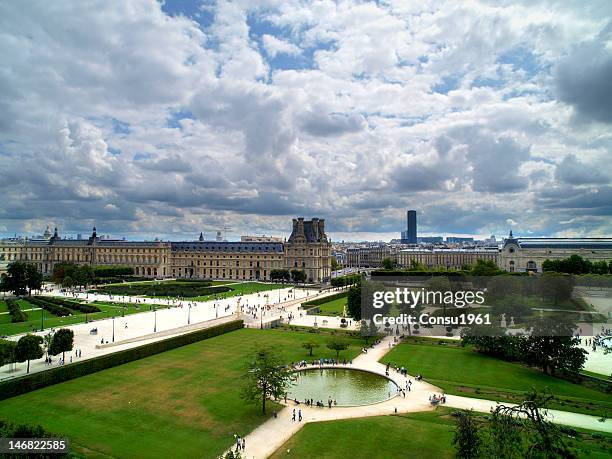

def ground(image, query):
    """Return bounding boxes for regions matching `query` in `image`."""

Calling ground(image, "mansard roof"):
[171,241,283,253]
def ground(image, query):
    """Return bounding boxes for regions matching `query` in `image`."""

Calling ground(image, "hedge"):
[26,297,72,317]
[0,319,244,401]
[93,282,231,298]
[7,299,28,323]
[330,274,361,287]
[302,291,348,308]
[42,296,101,314]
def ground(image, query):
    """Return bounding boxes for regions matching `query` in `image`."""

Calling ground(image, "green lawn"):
[382,339,612,417]
[271,408,612,459]
[315,295,347,316]
[0,299,158,336]
[0,328,362,459]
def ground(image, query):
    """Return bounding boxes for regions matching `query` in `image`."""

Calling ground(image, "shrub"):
[7,299,28,323]
[26,297,72,317]
[0,320,243,401]
[42,296,101,313]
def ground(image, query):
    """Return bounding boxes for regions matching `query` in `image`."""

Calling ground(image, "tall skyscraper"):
[406,210,417,244]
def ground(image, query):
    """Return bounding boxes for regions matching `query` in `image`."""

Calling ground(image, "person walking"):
[298,410,302,422]
[292,409,296,421]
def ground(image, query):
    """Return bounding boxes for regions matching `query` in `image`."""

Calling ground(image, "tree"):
[470,259,501,276]
[0,339,17,368]
[25,263,43,295]
[241,347,293,415]
[359,320,380,344]
[330,257,339,271]
[4,261,29,295]
[453,409,481,459]
[326,337,349,360]
[290,269,307,283]
[381,257,397,270]
[42,332,54,359]
[302,341,319,356]
[49,328,74,362]
[270,269,290,283]
[490,388,577,459]
[347,284,362,320]
[15,334,43,373]
[537,273,574,305]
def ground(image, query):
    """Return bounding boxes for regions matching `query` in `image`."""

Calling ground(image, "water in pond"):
[288,368,398,406]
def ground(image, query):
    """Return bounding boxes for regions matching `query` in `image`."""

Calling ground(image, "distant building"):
[346,245,393,268]
[418,236,444,244]
[446,236,474,243]
[398,248,499,270]
[403,210,417,244]
[241,235,283,242]
[0,218,331,282]
[499,232,612,273]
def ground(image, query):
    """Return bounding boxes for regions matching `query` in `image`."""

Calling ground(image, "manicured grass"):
[270,408,612,459]
[582,370,611,380]
[315,295,347,316]
[0,300,7,313]
[0,328,362,459]
[382,339,612,417]
[0,299,156,337]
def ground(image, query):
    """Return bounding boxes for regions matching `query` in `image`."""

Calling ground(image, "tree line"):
[0,328,74,373]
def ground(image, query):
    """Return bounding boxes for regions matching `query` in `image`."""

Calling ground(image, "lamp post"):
[188,304,191,325]
[154,308,157,333]
[112,316,115,343]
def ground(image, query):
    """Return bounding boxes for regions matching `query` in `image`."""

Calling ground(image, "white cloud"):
[262,34,301,58]
[0,0,611,240]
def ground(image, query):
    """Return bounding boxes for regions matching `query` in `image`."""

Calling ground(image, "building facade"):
[284,218,331,282]
[346,245,393,268]
[0,218,332,283]
[398,248,499,270]
[499,232,612,273]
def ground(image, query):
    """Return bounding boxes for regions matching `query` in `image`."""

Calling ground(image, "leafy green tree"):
[537,273,573,305]
[25,263,43,295]
[522,321,586,375]
[330,257,339,271]
[381,257,397,270]
[302,341,319,356]
[453,409,481,459]
[359,320,380,344]
[592,261,609,275]
[490,388,577,459]
[241,347,293,415]
[409,259,427,271]
[326,337,349,360]
[470,259,501,276]
[42,332,54,359]
[5,261,29,295]
[49,328,74,362]
[270,269,290,283]
[0,339,17,368]
[290,269,307,283]
[347,284,361,320]
[15,334,44,373]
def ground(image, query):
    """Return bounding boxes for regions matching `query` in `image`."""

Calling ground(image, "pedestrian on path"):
[292,409,296,421]
[298,410,302,422]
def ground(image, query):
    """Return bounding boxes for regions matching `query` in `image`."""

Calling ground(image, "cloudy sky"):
[1,0,611,242]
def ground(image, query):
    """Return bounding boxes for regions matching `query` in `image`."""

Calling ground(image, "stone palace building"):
[0,217,332,283]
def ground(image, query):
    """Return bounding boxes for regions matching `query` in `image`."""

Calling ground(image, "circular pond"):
[288,368,398,406]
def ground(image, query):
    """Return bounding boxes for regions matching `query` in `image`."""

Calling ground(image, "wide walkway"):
[0,285,323,380]
[237,335,611,459]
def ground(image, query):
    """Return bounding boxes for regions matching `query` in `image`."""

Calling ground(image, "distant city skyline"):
[1,1,611,240]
